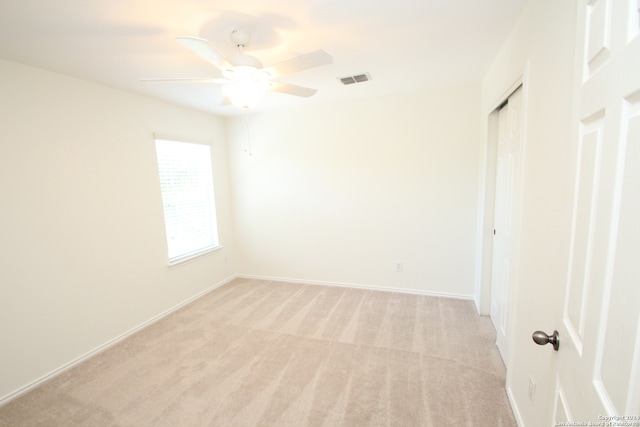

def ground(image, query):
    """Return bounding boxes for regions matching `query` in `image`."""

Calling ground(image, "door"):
[491,86,523,363]
[551,0,640,422]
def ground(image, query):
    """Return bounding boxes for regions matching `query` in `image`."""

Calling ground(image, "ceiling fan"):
[143,30,333,109]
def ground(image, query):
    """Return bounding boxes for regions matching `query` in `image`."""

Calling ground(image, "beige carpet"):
[0,278,516,426]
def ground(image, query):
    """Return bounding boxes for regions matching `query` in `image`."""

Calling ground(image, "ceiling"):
[0,0,529,117]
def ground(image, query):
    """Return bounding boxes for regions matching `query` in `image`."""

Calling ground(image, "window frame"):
[154,137,221,266]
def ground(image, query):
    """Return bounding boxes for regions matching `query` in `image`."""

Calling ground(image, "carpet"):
[0,278,516,426]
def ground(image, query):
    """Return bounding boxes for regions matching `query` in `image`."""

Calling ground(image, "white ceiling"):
[0,0,529,116]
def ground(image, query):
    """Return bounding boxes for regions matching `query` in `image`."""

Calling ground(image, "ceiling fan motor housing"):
[228,54,263,70]
[230,30,251,47]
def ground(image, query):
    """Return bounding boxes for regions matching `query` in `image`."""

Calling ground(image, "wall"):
[0,59,236,401]
[479,1,577,425]
[227,82,481,297]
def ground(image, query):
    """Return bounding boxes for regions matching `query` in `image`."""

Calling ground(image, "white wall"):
[0,59,237,401]
[480,1,577,425]
[227,83,481,297]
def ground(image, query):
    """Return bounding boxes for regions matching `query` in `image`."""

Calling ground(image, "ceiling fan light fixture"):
[222,80,270,109]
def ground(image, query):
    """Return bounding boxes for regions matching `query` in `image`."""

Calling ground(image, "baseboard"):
[0,274,238,407]
[506,386,525,427]
[236,274,474,300]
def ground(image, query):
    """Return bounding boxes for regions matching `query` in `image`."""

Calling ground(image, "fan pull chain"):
[243,110,253,156]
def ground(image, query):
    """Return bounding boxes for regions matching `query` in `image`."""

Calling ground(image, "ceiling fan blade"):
[269,82,317,98]
[176,36,227,71]
[140,77,229,84]
[266,50,332,77]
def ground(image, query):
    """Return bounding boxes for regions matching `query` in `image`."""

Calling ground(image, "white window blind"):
[154,139,219,263]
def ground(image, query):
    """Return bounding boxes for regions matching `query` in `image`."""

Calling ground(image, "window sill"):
[168,245,223,268]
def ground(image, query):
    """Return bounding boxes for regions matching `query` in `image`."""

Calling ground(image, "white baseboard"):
[236,274,474,300]
[506,386,525,427]
[0,274,238,407]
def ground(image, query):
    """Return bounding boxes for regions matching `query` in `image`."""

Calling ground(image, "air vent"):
[339,73,372,85]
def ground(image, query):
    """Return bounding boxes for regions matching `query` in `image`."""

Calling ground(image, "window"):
[154,138,219,264]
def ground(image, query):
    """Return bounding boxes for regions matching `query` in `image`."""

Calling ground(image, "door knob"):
[532,330,559,351]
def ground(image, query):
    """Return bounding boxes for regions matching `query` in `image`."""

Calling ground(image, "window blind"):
[154,139,219,262]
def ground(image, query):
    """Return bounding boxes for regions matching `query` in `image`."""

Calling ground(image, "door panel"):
[490,86,523,362]
[554,0,640,421]
[490,105,508,337]
[555,384,571,423]
[596,92,640,415]
[564,113,604,353]
[585,0,610,74]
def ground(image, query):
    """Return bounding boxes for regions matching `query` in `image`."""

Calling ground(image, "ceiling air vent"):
[339,73,372,85]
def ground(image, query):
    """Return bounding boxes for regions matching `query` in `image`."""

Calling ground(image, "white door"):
[550,0,640,422]
[491,86,523,362]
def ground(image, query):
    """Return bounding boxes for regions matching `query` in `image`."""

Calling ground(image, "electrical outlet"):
[528,375,536,402]
[395,261,403,272]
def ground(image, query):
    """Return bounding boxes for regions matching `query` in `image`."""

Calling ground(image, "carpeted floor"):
[0,278,516,426]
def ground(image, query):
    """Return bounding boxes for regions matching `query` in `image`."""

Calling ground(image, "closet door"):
[490,86,523,363]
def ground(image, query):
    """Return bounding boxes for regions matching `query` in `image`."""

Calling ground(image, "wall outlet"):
[395,261,403,272]
[528,375,536,402]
